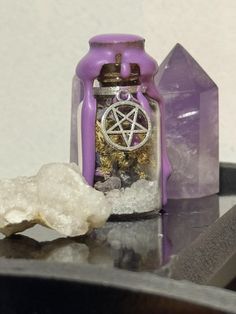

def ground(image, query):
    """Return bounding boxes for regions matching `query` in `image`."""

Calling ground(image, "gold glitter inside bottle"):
[93,61,160,199]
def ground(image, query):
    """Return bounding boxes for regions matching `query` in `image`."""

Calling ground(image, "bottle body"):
[94,87,162,214]
[72,82,162,214]
[70,34,171,214]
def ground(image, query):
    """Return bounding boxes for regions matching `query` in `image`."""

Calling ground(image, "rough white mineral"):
[0,163,160,237]
[0,163,111,237]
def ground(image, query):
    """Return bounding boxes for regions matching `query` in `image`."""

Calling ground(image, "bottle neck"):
[93,85,146,96]
[97,63,140,87]
[99,78,140,87]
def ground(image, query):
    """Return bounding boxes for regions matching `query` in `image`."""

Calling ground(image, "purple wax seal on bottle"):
[70,34,171,214]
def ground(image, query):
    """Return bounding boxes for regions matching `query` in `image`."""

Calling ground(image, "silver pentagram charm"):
[101,100,152,151]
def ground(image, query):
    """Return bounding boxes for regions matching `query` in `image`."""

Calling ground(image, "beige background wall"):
[0,0,235,178]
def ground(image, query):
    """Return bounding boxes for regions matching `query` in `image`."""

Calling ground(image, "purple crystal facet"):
[156,44,219,199]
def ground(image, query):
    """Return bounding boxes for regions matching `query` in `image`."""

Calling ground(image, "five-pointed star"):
[106,106,148,148]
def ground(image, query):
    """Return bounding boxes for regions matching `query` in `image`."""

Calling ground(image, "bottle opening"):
[89,34,145,48]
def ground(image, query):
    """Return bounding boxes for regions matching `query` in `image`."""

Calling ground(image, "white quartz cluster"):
[0,164,159,237]
[0,163,110,237]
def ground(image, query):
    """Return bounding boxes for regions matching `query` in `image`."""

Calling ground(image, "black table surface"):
[0,163,235,314]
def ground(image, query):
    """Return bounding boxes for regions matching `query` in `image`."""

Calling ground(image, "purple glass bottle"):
[70,34,171,214]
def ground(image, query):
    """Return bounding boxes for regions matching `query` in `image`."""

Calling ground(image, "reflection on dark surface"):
[0,195,220,275]
[0,236,89,264]
[1,195,236,288]
[0,218,163,272]
[162,195,219,263]
[86,217,163,271]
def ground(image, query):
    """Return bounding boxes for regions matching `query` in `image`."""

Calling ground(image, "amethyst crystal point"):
[155,44,219,198]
